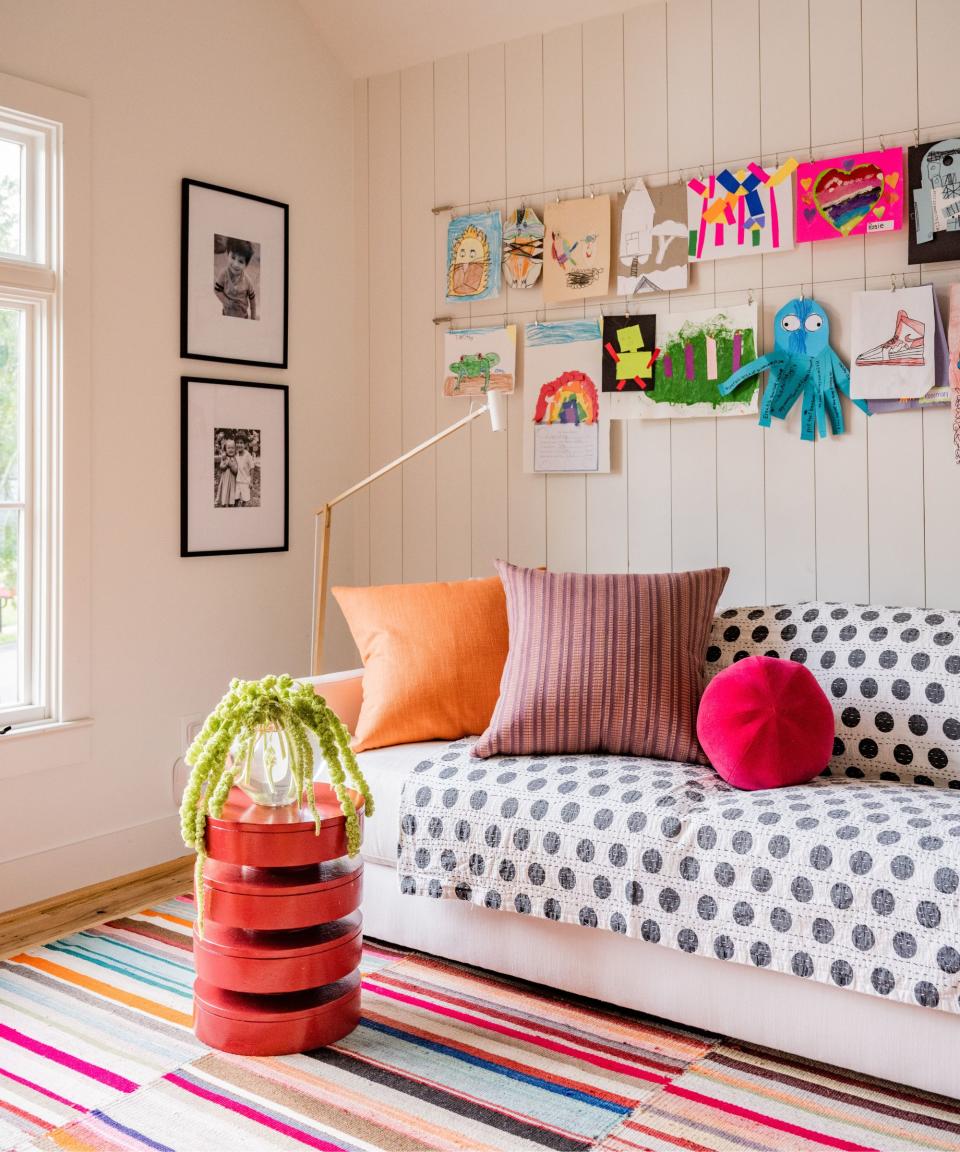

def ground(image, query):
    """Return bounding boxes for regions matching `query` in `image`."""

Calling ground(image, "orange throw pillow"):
[332,577,509,752]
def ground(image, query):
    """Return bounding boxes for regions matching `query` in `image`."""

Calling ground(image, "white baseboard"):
[0,815,185,912]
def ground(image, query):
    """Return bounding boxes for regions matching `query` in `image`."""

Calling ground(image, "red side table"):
[193,783,364,1056]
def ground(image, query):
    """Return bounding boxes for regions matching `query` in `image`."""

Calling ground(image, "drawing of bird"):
[551,230,579,267]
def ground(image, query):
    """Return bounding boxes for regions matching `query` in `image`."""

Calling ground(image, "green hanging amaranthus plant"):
[180,674,374,935]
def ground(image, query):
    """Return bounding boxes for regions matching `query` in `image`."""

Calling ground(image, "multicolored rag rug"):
[0,896,958,1151]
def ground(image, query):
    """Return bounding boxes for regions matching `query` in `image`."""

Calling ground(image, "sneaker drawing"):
[855,310,926,367]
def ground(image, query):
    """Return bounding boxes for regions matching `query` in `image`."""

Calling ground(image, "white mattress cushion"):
[355,741,449,866]
[397,739,960,1017]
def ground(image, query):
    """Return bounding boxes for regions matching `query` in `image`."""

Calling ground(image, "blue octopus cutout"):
[719,298,870,441]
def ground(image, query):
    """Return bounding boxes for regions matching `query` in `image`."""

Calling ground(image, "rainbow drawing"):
[534,370,599,424]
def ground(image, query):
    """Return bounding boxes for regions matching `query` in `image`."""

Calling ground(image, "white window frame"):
[0,71,90,756]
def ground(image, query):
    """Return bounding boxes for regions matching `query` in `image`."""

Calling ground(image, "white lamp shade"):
[486,389,507,432]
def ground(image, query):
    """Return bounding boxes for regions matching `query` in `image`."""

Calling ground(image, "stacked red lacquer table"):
[192,783,364,1055]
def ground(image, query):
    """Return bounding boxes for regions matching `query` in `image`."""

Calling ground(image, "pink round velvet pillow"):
[697,655,835,790]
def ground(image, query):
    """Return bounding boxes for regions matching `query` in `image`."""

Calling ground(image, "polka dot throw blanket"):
[398,602,960,1015]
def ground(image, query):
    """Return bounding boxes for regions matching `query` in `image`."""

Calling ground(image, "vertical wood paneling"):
[918,0,956,127]
[583,14,628,573]
[713,0,760,162]
[670,415,719,572]
[468,44,509,574]
[624,5,671,574]
[713,2,764,606]
[582,15,625,188]
[624,3,668,176]
[367,72,403,586]
[627,418,672,574]
[812,278,870,603]
[922,406,960,608]
[861,0,918,138]
[351,78,370,592]
[434,54,472,581]
[668,284,718,574]
[505,34,544,199]
[921,272,960,607]
[542,23,583,196]
[667,7,717,575]
[809,0,861,144]
[759,0,810,156]
[400,63,437,586]
[325,77,372,669]
[861,21,924,606]
[666,0,713,171]
[542,23,587,573]
[763,283,817,601]
[348,3,960,651]
[716,291,765,606]
[868,409,926,605]
[505,33,546,568]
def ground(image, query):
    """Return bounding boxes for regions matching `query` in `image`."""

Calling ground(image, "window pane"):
[0,138,23,257]
[0,308,21,502]
[0,509,20,707]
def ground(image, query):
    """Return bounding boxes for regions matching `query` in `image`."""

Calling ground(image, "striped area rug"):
[0,896,956,1151]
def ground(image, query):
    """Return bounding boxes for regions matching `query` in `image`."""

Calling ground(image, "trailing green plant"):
[180,674,374,935]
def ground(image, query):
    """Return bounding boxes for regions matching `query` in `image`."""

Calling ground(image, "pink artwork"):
[795,147,903,243]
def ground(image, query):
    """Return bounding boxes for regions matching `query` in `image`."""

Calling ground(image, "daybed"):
[311,600,960,1099]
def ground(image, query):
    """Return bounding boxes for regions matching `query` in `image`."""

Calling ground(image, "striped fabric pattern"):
[1,897,957,1151]
[474,562,729,764]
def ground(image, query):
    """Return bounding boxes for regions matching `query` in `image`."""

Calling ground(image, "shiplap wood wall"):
[343,0,960,664]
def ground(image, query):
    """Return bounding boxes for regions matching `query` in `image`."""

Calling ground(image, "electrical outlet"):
[171,756,191,807]
[172,714,205,807]
[180,713,204,756]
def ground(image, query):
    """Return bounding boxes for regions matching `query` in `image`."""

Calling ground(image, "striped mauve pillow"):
[473,561,729,764]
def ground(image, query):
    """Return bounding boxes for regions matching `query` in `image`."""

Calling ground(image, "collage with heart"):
[795,147,904,242]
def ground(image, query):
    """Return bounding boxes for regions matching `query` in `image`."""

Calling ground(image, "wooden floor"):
[0,855,194,958]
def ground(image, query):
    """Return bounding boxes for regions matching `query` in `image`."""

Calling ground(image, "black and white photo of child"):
[213,234,260,320]
[214,428,261,507]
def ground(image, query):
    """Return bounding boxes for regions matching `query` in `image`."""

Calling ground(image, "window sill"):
[0,718,93,780]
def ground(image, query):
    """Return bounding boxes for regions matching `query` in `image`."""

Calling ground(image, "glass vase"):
[234,725,298,807]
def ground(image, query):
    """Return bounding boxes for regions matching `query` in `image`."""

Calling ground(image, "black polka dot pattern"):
[399,602,960,1020]
[705,602,960,790]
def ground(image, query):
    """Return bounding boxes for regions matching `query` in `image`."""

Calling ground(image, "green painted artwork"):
[645,304,760,419]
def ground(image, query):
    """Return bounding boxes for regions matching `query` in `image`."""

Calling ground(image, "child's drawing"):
[908,138,960,265]
[687,160,797,261]
[502,206,544,288]
[523,319,609,472]
[850,284,945,402]
[602,315,660,419]
[796,148,903,242]
[542,196,611,303]
[442,325,517,397]
[445,211,502,303]
[617,180,688,294]
[634,304,759,420]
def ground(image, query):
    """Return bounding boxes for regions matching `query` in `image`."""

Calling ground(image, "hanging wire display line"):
[428,124,935,217]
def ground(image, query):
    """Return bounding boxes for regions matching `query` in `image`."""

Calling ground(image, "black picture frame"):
[180,178,289,368]
[181,376,289,557]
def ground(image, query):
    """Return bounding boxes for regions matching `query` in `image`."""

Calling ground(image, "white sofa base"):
[362,858,959,1100]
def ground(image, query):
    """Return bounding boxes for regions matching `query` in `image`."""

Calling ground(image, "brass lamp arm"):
[311,399,498,674]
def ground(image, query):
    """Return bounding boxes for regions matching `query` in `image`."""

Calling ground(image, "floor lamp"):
[311,390,507,675]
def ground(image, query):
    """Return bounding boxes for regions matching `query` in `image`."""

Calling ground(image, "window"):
[0,98,59,727]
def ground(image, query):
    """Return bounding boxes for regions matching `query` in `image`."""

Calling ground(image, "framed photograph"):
[181,376,288,557]
[181,178,289,367]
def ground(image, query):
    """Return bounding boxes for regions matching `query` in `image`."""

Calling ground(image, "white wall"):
[348,0,960,643]
[0,0,360,908]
